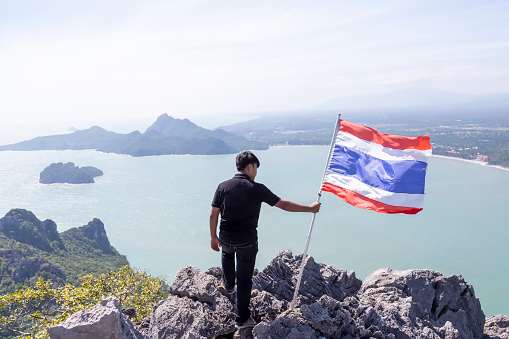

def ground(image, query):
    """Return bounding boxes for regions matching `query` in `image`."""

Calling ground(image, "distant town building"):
[476,154,488,162]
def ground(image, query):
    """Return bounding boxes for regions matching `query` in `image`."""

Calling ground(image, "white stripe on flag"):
[323,172,425,208]
[336,132,432,163]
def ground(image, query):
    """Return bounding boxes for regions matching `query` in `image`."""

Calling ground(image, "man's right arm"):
[209,207,221,252]
[275,199,321,213]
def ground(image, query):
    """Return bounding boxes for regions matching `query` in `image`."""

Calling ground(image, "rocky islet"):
[39,162,103,184]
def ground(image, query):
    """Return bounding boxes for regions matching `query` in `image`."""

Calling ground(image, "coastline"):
[266,146,509,174]
[432,154,509,173]
[2,146,509,174]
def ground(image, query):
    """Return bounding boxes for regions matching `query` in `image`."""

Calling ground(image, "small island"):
[39,162,103,184]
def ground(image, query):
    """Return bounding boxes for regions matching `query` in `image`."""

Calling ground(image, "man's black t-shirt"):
[212,174,280,233]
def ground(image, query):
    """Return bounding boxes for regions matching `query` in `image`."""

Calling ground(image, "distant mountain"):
[145,114,267,151]
[316,88,509,110]
[0,209,128,294]
[146,114,202,137]
[0,114,268,156]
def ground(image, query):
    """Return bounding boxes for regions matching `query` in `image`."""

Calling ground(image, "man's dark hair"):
[236,151,260,171]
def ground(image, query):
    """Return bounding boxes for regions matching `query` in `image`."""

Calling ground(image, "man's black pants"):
[220,232,258,324]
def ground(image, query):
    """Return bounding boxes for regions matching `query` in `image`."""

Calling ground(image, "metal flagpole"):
[290,113,342,311]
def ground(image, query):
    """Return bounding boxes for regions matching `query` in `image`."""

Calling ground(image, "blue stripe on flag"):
[328,144,428,194]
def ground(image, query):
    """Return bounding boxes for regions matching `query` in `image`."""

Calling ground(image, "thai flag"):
[321,119,432,214]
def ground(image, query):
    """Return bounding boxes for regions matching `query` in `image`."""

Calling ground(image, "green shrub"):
[0,265,167,338]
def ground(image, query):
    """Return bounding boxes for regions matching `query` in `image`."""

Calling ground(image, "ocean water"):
[0,147,507,316]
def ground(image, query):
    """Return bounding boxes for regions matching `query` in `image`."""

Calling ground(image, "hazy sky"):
[1,0,508,143]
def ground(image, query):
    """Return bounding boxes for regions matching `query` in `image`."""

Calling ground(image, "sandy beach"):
[432,154,509,173]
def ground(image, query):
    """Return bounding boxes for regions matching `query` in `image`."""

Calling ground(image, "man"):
[210,151,321,329]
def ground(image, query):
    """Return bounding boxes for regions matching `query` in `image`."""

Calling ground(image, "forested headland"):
[0,209,128,295]
[222,107,509,168]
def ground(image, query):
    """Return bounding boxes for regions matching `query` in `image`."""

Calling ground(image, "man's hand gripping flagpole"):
[290,113,342,311]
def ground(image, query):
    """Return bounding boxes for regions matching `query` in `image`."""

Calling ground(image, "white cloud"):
[0,0,508,141]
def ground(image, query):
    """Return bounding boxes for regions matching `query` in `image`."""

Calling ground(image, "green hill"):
[0,209,128,294]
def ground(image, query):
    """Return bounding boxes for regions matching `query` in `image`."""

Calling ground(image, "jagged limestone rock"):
[356,267,485,339]
[253,309,321,339]
[250,289,285,323]
[149,250,486,339]
[149,265,236,338]
[48,296,147,339]
[252,249,362,306]
[484,314,509,339]
[301,295,354,337]
[149,250,363,338]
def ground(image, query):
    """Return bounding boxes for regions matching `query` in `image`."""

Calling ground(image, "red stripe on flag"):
[339,120,431,151]
[321,182,423,215]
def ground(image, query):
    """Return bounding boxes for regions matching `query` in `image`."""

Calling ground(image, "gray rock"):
[149,250,362,338]
[250,254,486,339]
[484,314,509,338]
[356,267,485,339]
[148,265,236,338]
[122,308,137,319]
[134,316,150,336]
[253,309,321,339]
[301,295,354,337]
[250,289,285,323]
[168,265,223,305]
[252,249,362,306]
[48,296,147,339]
[254,295,358,339]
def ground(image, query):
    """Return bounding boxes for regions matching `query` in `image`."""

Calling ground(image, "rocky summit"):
[48,250,509,339]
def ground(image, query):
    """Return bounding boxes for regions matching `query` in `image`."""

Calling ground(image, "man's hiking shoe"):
[233,327,252,339]
[219,284,235,296]
[235,317,256,329]
[220,278,235,294]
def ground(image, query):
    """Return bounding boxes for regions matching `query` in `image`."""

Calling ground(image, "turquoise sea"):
[0,146,508,316]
